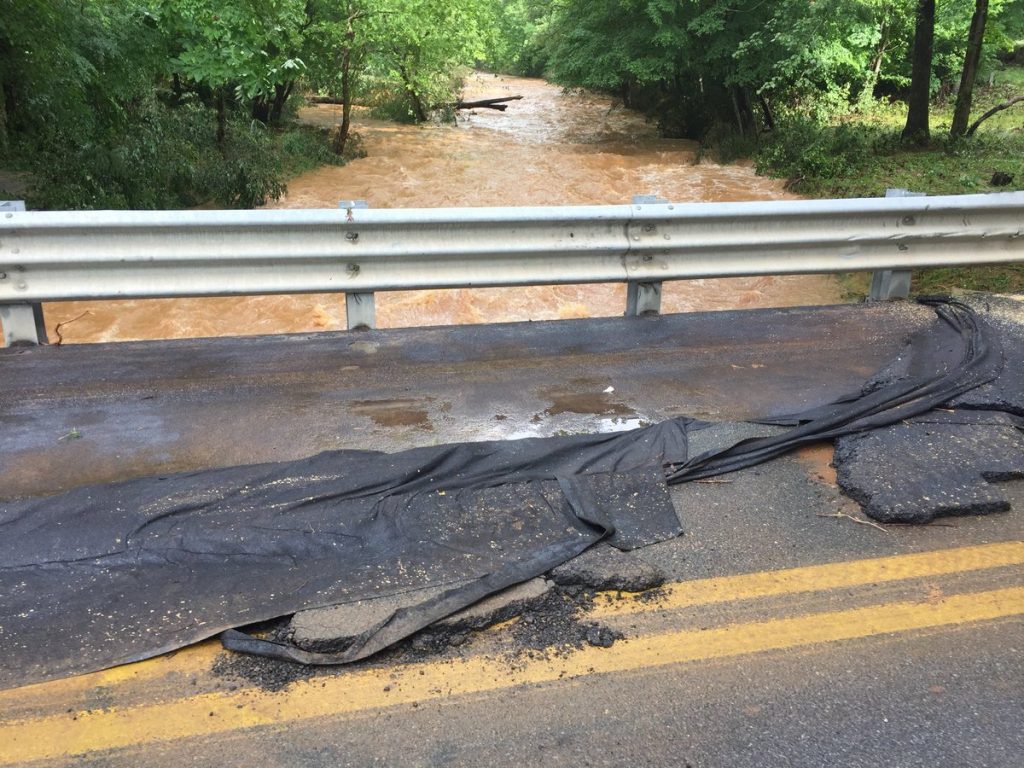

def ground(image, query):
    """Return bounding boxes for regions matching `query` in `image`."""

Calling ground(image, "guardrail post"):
[339,199,375,330]
[626,195,666,316]
[1,201,48,347]
[869,189,924,301]
[625,282,663,316]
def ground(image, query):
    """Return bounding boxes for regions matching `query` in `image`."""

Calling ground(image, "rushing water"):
[44,75,839,342]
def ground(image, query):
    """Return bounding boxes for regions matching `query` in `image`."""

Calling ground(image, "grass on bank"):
[750,64,1024,298]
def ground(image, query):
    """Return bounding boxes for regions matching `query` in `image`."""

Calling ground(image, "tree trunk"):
[269,81,293,125]
[902,0,935,144]
[869,17,889,77]
[251,97,271,124]
[950,0,989,138]
[731,87,756,136]
[331,62,353,155]
[332,17,356,156]
[215,89,227,146]
[758,94,775,132]
[170,73,184,106]
[0,77,8,155]
[398,63,428,122]
[453,96,523,110]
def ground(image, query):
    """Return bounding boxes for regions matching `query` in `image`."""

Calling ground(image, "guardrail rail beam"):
[3,192,1023,346]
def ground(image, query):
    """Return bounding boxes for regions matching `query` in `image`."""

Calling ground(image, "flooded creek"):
[44,74,839,342]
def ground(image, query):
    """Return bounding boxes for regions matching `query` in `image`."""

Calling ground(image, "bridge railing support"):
[0,201,48,346]
[626,195,667,316]
[868,188,926,302]
[339,199,375,330]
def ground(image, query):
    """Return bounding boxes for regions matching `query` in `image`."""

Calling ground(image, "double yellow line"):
[1,541,1022,765]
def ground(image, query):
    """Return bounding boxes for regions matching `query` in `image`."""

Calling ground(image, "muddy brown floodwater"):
[44,74,839,342]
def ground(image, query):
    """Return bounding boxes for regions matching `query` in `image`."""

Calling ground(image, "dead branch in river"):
[454,95,523,111]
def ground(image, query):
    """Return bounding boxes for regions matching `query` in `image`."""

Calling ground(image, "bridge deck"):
[2,301,932,496]
[1,301,1022,767]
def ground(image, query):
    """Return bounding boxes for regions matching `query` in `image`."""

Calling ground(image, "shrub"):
[19,98,351,210]
[755,117,889,183]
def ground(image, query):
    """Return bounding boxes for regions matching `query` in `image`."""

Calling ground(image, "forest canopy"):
[0,0,498,208]
[496,0,1024,138]
[2,0,1022,209]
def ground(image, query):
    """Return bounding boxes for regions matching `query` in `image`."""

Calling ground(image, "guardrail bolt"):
[902,216,916,225]
[345,231,359,242]
[0,272,7,280]
[346,263,360,276]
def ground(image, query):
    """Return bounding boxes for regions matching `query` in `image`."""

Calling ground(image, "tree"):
[156,0,309,137]
[950,0,989,138]
[902,0,935,143]
[303,0,375,155]
[371,0,495,122]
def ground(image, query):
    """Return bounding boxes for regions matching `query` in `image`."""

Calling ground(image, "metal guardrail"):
[2,191,1023,345]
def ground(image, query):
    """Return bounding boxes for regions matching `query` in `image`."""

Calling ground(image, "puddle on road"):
[543,391,635,418]
[351,399,435,430]
[795,443,838,485]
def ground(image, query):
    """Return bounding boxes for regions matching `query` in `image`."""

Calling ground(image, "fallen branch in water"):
[454,95,523,111]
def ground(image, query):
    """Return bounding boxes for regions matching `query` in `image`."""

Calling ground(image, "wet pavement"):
[1,298,1022,767]
[1,302,931,497]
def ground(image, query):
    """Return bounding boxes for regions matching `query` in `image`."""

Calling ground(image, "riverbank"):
[752,64,1024,297]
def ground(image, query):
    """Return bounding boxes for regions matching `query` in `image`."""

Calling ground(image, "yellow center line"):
[2,586,1022,765]
[3,541,1021,708]
[591,540,1024,618]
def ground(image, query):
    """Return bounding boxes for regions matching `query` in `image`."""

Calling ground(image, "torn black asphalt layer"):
[214,577,630,693]
[835,410,1024,523]
[1,297,1021,689]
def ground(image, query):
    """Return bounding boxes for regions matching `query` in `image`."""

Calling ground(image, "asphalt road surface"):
[2,300,1022,767]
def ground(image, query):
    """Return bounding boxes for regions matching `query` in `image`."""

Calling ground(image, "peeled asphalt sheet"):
[1,295,1022,690]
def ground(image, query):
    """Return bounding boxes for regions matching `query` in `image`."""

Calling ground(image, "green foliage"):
[2,0,492,209]
[755,118,884,183]
[5,0,1021,212]
[302,0,497,122]
[524,0,1024,139]
[21,97,340,210]
[0,0,166,146]
[155,0,308,99]
[367,0,495,119]
[483,0,550,76]
[701,124,759,164]
[755,111,1023,202]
